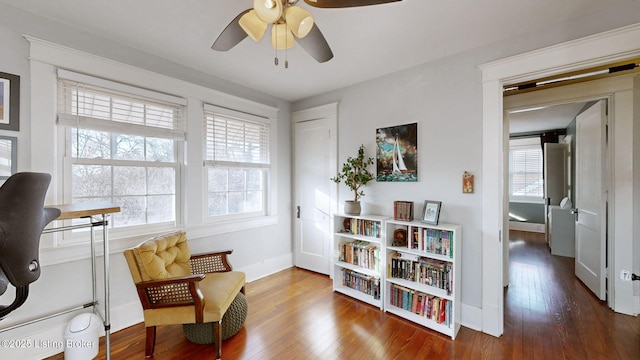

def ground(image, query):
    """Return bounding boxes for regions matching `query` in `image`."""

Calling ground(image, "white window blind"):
[509,145,544,200]
[204,107,270,167]
[57,70,185,140]
[203,104,271,219]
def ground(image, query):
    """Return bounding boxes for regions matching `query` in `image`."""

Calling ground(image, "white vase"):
[344,200,361,215]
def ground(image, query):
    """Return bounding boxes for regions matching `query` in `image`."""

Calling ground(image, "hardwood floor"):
[48,230,639,359]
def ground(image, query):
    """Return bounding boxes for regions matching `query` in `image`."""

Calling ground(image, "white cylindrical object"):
[64,313,101,360]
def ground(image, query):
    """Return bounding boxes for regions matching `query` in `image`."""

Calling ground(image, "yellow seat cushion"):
[143,271,246,326]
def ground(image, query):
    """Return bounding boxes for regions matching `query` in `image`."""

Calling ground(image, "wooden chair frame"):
[132,249,244,359]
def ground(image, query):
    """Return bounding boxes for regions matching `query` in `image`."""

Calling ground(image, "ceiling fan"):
[212,0,402,67]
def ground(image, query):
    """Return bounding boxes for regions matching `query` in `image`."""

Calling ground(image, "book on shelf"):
[388,283,452,327]
[406,227,454,258]
[340,218,382,238]
[388,251,453,295]
[393,201,413,221]
[339,240,381,272]
[341,268,381,300]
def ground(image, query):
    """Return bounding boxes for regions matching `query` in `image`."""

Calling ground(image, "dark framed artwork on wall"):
[0,72,20,132]
[376,122,417,182]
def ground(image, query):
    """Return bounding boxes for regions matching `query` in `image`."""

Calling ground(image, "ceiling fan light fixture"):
[254,0,283,23]
[239,10,267,41]
[271,23,295,50]
[285,6,314,38]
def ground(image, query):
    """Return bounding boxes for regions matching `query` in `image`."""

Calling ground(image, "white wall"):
[294,50,486,316]
[1,1,639,357]
[293,5,640,330]
[0,4,293,359]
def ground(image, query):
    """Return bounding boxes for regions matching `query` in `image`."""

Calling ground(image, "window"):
[509,140,544,202]
[204,105,270,220]
[57,70,185,236]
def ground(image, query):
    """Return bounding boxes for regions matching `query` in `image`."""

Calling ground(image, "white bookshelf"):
[332,213,388,309]
[384,219,462,339]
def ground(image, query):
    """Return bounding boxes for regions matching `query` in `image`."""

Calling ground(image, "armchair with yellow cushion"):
[123,231,245,359]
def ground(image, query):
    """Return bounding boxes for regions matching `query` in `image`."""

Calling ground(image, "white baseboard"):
[109,301,144,334]
[509,221,545,233]
[0,302,143,360]
[460,303,482,332]
[0,322,67,359]
[0,254,291,359]
[239,252,294,283]
[481,303,503,337]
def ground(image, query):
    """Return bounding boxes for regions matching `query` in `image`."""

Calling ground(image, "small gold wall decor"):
[463,171,474,193]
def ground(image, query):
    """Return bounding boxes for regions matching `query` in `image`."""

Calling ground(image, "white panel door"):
[293,118,333,275]
[575,100,607,300]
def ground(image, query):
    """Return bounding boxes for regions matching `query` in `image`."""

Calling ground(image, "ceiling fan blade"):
[303,0,401,8]
[296,23,334,63]
[211,9,251,51]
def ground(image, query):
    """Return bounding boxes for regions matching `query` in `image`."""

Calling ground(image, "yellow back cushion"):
[132,231,192,281]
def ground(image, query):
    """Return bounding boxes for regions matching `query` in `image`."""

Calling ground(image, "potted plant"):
[331,144,375,215]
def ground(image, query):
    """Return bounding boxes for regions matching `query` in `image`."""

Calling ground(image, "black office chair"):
[0,172,60,319]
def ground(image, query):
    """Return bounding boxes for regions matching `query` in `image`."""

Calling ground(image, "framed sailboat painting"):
[375,122,417,182]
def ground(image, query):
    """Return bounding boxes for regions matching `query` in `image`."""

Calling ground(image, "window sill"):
[190,215,278,240]
[39,215,278,266]
[509,199,545,205]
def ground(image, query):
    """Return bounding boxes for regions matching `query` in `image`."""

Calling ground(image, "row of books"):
[389,283,452,328]
[388,253,452,295]
[409,228,454,258]
[340,269,381,300]
[341,218,382,238]
[339,240,381,272]
[393,201,413,221]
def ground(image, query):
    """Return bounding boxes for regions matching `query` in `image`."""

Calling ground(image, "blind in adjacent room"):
[510,146,544,199]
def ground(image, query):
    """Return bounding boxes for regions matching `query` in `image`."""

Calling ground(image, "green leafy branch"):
[331,144,375,202]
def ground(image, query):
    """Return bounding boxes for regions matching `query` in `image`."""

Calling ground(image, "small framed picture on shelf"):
[421,200,441,225]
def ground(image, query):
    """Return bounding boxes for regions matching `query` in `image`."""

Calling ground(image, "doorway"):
[479,24,640,336]
[505,97,610,305]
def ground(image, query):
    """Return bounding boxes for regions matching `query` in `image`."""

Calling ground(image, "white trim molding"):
[479,23,640,337]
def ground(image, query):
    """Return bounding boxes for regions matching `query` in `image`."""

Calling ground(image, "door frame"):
[479,23,640,336]
[292,103,338,276]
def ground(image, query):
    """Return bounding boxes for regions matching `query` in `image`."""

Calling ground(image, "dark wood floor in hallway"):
[50,230,639,359]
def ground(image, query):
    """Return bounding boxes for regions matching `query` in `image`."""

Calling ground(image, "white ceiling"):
[508,102,587,134]
[0,0,635,102]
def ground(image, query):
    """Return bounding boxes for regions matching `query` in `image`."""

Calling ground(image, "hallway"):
[504,230,639,359]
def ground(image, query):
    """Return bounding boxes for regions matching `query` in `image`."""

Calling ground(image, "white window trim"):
[508,138,544,204]
[27,36,279,266]
[202,103,278,227]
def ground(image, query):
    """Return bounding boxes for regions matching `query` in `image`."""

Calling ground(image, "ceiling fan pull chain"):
[274,23,280,66]
[285,22,289,68]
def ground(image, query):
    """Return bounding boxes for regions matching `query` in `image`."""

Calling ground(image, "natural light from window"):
[509,140,544,202]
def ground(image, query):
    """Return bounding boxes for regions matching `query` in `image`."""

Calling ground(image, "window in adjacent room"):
[203,104,270,221]
[509,138,544,202]
[57,70,185,239]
